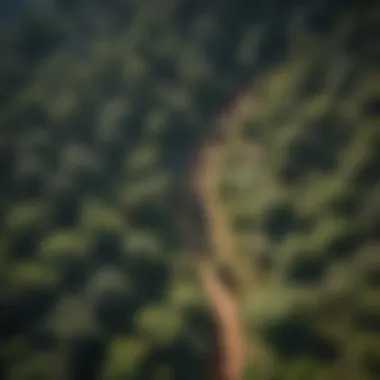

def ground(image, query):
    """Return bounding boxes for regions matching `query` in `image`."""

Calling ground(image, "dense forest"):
[0,0,379,379]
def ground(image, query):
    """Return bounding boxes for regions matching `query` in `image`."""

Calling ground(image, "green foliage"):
[282,358,320,380]
[7,353,54,380]
[9,260,58,292]
[135,305,184,343]
[124,230,164,260]
[5,202,47,235]
[102,337,149,378]
[0,1,378,379]
[39,229,91,262]
[80,199,126,234]
[49,296,97,339]
[119,172,171,207]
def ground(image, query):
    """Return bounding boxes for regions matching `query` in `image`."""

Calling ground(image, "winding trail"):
[179,88,264,380]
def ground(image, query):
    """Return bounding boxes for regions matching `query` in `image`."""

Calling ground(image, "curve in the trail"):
[179,88,263,380]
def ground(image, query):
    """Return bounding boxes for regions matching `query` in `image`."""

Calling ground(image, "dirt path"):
[179,87,267,379]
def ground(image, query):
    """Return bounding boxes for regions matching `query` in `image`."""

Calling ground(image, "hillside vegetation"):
[0,1,379,379]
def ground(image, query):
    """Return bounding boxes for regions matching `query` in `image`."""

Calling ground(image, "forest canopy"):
[0,1,379,379]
